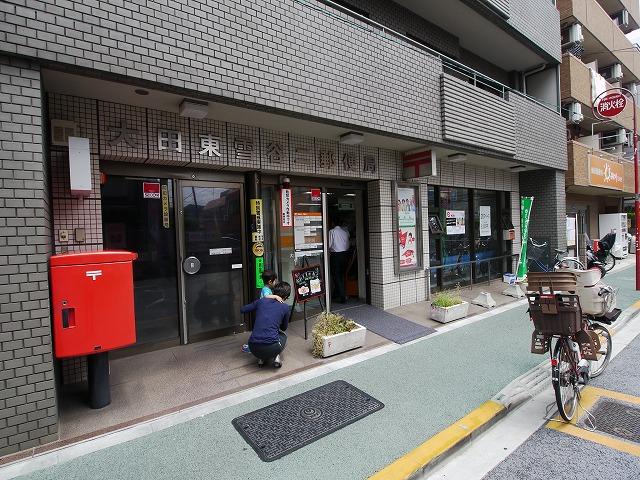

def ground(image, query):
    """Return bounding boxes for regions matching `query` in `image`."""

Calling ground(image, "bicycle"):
[527,238,585,272]
[527,272,616,421]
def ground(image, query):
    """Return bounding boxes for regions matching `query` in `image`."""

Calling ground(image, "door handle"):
[183,256,201,274]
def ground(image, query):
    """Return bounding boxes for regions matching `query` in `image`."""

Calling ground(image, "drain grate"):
[232,380,384,461]
[578,398,640,444]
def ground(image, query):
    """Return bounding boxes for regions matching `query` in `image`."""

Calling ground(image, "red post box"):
[50,250,138,358]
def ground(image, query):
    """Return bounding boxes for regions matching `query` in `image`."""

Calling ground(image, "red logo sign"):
[310,189,321,202]
[596,92,627,118]
[142,182,161,199]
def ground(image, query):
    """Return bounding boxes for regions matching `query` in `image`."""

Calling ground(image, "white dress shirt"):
[329,225,350,252]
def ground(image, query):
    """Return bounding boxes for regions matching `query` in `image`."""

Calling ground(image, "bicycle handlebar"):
[529,238,548,248]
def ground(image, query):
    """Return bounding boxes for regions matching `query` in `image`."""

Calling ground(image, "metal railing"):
[425,253,520,299]
[294,0,560,113]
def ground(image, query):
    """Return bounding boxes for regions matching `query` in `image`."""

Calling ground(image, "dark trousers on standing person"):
[330,251,349,303]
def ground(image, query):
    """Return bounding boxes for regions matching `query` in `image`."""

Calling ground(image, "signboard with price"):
[291,265,324,303]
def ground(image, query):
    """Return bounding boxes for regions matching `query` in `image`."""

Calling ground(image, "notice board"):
[291,265,324,303]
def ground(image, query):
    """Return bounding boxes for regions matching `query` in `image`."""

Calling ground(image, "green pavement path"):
[18,265,639,480]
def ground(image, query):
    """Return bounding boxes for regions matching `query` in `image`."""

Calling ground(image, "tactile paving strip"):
[232,380,384,461]
[578,398,640,444]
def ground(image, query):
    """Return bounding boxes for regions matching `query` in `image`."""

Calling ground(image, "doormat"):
[577,398,640,444]
[340,304,436,344]
[232,380,384,461]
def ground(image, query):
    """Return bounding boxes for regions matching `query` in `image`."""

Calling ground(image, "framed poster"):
[445,210,465,235]
[393,182,423,273]
[479,206,491,237]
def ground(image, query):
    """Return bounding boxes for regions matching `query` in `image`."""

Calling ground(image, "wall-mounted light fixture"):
[179,98,209,119]
[448,153,467,163]
[339,131,364,145]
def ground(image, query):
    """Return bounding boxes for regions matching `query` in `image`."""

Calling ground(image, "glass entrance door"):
[179,182,245,340]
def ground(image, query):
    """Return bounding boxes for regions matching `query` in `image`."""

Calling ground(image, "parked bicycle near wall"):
[527,271,620,421]
[527,238,589,273]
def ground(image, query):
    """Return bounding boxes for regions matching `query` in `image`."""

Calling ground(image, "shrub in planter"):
[312,312,365,358]
[430,287,469,323]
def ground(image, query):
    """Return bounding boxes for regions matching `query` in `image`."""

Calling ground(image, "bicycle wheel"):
[552,338,578,421]
[603,253,616,272]
[554,258,585,270]
[589,324,612,378]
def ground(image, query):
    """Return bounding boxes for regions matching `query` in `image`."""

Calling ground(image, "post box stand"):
[87,351,110,409]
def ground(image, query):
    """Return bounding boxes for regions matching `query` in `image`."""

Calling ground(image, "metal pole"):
[322,191,331,312]
[634,94,640,290]
[593,87,640,290]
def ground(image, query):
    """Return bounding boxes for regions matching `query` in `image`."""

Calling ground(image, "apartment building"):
[559,0,640,254]
[0,0,566,455]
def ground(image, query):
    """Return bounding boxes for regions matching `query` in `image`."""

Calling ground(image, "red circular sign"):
[596,92,627,118]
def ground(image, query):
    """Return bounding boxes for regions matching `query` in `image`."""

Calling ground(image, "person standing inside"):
[329,218,350,303]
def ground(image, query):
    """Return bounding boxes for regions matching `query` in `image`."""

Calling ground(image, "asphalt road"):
[482,333,640,480]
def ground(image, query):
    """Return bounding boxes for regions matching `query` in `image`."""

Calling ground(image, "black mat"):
[339,304,436,344]
[232,380,384,461]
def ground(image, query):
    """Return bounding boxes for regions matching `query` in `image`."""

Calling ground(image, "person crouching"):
[240,282,291,368]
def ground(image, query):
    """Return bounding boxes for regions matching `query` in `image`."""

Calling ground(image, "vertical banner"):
[280,188,292,227]
[516,197,534,280]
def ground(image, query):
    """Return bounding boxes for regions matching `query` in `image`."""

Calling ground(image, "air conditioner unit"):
[601,128,628,147]
[599,63,623,82]
[562,23,584,44]
[611,10,630,29]
[567,102,583,124]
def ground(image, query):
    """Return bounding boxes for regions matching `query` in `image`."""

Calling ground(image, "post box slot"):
[62,307,76,328]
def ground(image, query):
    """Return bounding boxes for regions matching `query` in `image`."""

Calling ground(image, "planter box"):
[318,324,366,358]
[430,301,469,324]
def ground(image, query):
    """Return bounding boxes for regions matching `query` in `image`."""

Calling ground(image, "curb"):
[368,298,640,480]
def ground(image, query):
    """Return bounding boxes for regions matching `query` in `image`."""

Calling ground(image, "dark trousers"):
[249,332,287,361]
[330,251,349,302]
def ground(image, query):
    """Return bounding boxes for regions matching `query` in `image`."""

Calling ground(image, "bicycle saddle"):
[554,249,566,254]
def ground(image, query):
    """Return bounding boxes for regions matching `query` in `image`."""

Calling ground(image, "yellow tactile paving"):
[546,386,640,457]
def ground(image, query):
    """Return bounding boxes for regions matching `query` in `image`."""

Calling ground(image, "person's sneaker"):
[257,359,265,367]
[273,354,282,368]
[241,344,250,353]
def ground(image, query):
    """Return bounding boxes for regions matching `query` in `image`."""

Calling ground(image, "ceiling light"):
[339,131,364,145]
[134,89,149,96]
[448,153,467,163]
[179,99,209,119]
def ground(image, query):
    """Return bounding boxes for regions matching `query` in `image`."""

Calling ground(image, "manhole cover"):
[577,398,640,444]
[232,380,384,461]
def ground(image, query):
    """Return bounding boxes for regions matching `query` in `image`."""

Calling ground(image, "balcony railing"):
[297,0,559,113]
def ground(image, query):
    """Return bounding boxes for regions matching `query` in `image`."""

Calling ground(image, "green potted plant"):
[312,312,366,358]
[429,286,469,323]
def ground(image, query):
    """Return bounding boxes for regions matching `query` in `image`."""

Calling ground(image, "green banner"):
[516,197,534,280]
[255,257,265,289]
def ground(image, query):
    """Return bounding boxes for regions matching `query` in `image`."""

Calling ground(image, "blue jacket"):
[241,298,290,344]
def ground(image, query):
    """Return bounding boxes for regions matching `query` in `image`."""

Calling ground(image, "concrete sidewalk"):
[5,262,638,480]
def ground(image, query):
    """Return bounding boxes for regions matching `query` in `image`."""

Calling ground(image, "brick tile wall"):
[0,0,444,143]
[0,55,57,456]
[519,169,567,251]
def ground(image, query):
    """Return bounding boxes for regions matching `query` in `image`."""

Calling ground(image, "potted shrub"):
[429,288,469,323]
[312,312,366,358]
